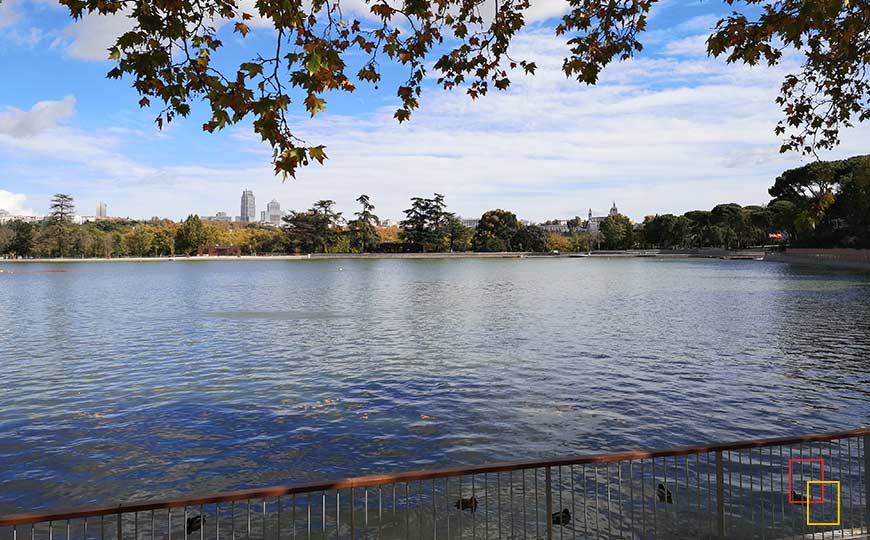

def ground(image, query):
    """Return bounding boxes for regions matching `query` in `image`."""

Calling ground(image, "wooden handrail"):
[1,426,868,527]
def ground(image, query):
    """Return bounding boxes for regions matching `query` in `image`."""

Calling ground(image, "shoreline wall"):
[766,248,870,270]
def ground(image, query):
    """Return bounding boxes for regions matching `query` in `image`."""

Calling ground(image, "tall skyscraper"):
[96,201,107,218]
[267,199,282,225]
[240,190,256,222]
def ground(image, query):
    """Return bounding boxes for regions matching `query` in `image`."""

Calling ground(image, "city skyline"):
[0,189,632,225]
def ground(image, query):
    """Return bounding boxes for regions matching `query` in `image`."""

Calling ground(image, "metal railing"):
[1,428,868,540]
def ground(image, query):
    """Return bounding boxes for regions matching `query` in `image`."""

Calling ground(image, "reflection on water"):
[0,258,868,514]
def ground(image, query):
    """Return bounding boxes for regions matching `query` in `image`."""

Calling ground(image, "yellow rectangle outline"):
[805,480,840,526]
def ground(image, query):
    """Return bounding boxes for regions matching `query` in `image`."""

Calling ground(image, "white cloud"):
[0,190,33,215]
[63,11,134,60]
[0,96,76,137]
[3,26,870,222]
[664,34,709,57]
[0,0,22,30]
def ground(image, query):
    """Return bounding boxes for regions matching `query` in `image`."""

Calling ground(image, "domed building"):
[587,202,618,233]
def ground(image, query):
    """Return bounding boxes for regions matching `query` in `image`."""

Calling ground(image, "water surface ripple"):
[1,258,868,513]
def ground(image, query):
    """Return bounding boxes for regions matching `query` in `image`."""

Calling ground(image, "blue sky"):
[1,0,868,223]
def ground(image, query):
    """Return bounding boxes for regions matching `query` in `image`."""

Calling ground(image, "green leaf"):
[305,52,322,74]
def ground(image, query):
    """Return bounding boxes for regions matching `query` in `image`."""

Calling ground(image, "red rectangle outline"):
[788,458,825,504]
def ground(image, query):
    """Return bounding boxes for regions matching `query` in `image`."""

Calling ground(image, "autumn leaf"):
[308,145,327,164]
[234,22,250,36]
[304,94,326,116]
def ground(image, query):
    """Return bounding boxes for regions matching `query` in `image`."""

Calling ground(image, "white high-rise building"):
[96,201,107,218]
[240,190,256,222]
[267,199,282,225]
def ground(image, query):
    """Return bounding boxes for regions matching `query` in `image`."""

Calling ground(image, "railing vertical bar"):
[320,492,325,539]
[790,444,797,540]
[201,504,205,540]
[748,449,755,538]
[706,453,712,538]
[404,482,410,540]
[749,448,773,540]
[335,491,340,539]
[458,476,463,540]
[628,461,634,540]
[640,460,645,539]
[564,466,565,540]
[768,446,781,536]
[582,465,588,538]
[617,462,623,539]
[150,510,154,540]
[844,438,851,531]
[570,465,577,540]
[471,475,475,540]
[828,440,835,536]
[245,500,250,540]
[737,449,743,537]
[651,458,657,540]
[663,456,668,538]
[782,445,788,537]
[534,469,539,540]
[682,457,688,539]
[305,494,310,540]
[431,479,436,540]
[545,467,553,540]
[418,480,423,540]
[799,443,807,540]
[594,464,600,540]
[510,470,515,540]
[671,457,677,537]
[700,454,710,532]
[497,471,502,540]
[444,476,450,540]
[863,435,870,536]
[606,463,613,540]
[522,469,527,540]
[716,451,725,540]
[484,473,489,540]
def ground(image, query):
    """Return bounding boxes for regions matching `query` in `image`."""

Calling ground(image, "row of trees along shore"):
[2,155,868,258]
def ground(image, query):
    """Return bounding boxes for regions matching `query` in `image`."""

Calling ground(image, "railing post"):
[545,467,554,540]
[716,451,725,540]
[864,436,870,533]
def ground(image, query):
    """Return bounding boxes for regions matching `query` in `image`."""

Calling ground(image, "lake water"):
[1,257,868,515]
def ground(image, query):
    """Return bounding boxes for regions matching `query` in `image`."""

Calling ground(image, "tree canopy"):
[54,0,870,177]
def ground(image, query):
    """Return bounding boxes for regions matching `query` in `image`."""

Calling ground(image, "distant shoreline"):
[1,250,749,263]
